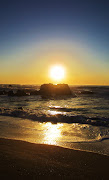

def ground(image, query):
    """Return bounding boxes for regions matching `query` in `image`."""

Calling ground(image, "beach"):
[0,85,109,179]
[0,138,109,179]
[0,0,109,179]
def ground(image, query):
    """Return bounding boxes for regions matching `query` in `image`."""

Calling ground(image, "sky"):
[0,0,109,85]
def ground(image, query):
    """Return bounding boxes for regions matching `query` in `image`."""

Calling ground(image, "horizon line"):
[0,83,109,87]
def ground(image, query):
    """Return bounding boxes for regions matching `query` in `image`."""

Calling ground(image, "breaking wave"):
[0,107,109,127]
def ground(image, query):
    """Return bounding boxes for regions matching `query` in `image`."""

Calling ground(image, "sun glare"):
[43,123,63,145]
[50,65,65,82]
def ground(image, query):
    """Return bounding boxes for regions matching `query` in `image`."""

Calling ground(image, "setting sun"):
[50,65,65,82]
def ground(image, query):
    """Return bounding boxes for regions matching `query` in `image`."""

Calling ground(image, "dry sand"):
[0,138,109,179]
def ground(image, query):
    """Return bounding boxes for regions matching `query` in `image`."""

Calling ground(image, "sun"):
[50,65,65,82]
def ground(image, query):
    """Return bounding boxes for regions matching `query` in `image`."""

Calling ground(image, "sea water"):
[0,84,109,155]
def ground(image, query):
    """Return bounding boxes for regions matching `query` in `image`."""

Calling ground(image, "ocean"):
[0,84,109,155]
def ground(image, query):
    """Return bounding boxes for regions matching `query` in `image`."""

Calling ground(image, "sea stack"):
[39,83,76,98]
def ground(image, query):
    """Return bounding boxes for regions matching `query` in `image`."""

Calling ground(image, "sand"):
[0,138,109,179]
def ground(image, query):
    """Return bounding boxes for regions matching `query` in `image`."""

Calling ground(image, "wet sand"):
[0,138,109,179]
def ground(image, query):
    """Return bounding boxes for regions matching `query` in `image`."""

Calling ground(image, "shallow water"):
[0,116,109,155]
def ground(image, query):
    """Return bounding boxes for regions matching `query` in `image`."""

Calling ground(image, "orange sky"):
[0,40,109,85]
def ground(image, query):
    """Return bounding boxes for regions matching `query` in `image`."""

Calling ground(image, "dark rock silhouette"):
[39,83,76,98]
[8,90,28,96]
[18,107,23,110]
[80,90,94,94]
[15,90,28,96]
[30,90,40,95]
[0,90,6,95]
[6,83,76,98]
[8,84,12,88]
[8,90,14,96]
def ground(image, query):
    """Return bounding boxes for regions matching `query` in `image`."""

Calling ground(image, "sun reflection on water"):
[48,110,66,115]
[43,122,63,145]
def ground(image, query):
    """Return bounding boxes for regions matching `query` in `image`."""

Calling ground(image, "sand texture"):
[0,138,109,179]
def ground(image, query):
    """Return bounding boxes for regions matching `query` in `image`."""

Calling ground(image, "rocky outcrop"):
[80,90,94,94]
[7,84,76,98]
[30,90,40,95]
[0,90,6,95]
[39,83,76,98]
[8,90,14,96]
[8,90,28,96]
[15,90,28,96]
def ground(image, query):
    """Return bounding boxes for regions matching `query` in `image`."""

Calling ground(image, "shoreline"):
[0,138,109,179]
[1,136,109,156]
[0,115,109,156]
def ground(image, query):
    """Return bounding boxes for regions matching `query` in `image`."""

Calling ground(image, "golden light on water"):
[48,110,66,115]
[43,123,63,145]
[50,65,65,82]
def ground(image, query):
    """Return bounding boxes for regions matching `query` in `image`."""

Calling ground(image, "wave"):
[50,107,87,112]
[0,107,109,127]
[65,136,109,144]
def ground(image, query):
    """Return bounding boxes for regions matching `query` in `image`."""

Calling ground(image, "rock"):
[39,83,76,98]
[54,84,72,96]
[18,107,23,110]
[15,90,28,96]
[0,91,5,95]
[30,90,39,95]
[8,84,12,87]
[40,84,55,96]
[8,90,14,96]
[80,90,94,94]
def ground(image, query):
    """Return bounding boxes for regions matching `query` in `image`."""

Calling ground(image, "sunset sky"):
[0,0,109,85]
